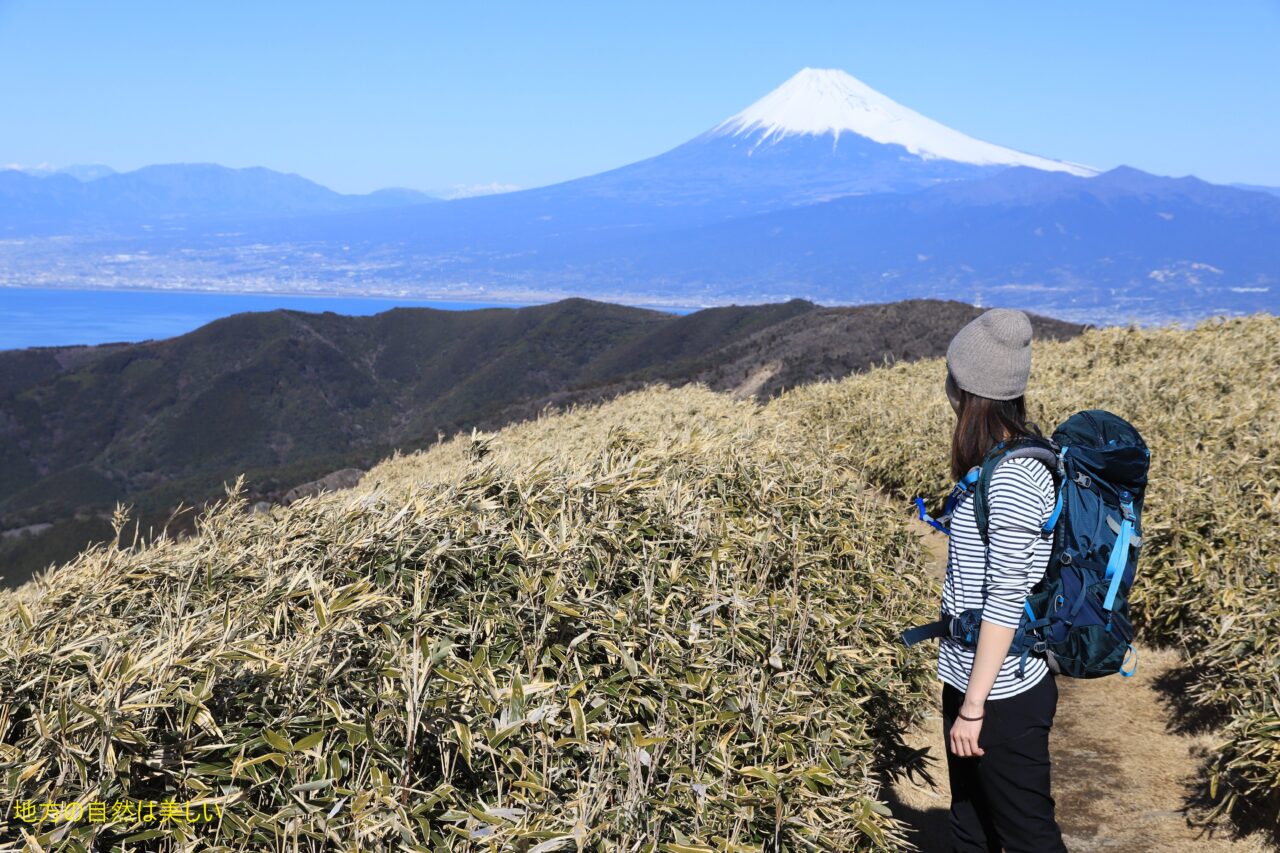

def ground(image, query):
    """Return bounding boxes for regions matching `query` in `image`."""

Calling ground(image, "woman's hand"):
[950,707,985,757]
[953,620,1015,758]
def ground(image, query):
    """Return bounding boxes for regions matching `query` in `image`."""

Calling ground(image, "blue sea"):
[0,287,692,350]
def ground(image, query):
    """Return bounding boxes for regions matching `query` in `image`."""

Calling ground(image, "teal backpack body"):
[903,410,1150,680]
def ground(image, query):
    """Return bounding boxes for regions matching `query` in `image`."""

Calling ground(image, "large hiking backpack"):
[902,410,1150,679]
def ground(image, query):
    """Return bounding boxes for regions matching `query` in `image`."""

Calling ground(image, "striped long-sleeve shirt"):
[938,455,1055,699]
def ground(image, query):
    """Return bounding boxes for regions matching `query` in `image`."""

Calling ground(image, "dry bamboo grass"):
[1,386,939,851]
[4,315,1277,848]
[772,314,1280,833]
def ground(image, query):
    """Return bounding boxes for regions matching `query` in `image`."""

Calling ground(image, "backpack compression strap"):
[1102,491,1137,613]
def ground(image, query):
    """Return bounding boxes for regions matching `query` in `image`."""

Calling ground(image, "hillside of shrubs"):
[0,386,940,851]
[1,313,1277,850]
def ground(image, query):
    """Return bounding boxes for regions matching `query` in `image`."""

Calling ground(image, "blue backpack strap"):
[1016,646,1033,678]
[1041,446,1067,536]
[915,497,952,535]
[913,466,982,537]
[973,437,1062,547]
[1102,492,1137,611]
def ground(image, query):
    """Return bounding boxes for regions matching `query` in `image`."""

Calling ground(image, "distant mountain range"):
[0,163,438,230]
[510,165,1280,320]
[1232,182,1280,198]
[1,67,1276,323]
[0,296,1085,588]
[14,163,119,181]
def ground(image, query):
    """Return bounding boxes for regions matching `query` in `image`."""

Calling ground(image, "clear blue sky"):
[2,1,1277,195]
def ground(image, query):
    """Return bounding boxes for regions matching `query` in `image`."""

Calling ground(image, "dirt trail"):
[887,518,1271,853]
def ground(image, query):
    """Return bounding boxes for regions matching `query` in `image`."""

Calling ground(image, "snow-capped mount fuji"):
[708,67,1094,176]
[538,66,1097,215]
[229,66,1103,251]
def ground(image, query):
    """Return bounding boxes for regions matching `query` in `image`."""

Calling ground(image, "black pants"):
[942,673,1067,853]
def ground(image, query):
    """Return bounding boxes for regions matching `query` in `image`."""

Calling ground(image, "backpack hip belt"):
[901,608,985,647]
[903,605,1053,677]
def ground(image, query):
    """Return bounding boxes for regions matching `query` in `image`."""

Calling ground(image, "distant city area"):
[0,244,726,312]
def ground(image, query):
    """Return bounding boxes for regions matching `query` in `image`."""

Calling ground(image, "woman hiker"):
[938,308,1068,852]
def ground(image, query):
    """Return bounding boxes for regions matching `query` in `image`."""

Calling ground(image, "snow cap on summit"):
[710,67,1095,176]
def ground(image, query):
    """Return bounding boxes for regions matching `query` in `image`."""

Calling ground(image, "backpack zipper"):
[1080,410,1105,444]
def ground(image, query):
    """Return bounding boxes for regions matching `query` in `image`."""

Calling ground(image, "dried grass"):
[3,312,1276,850]
[1,386,938,851]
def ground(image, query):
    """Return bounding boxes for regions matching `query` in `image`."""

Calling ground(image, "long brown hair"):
[948,372,1041,480]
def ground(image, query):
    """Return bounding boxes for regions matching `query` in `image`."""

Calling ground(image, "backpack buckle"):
[946,609,983,647]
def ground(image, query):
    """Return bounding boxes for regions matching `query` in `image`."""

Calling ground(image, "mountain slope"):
[1232,182,1280,198]
[474,166,1280,321]
[478,299,1086,428]
[0,297,1084,587]
[0,298,816,584]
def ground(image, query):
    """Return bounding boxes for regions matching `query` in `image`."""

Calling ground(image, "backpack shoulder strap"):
[974,436,1061,547]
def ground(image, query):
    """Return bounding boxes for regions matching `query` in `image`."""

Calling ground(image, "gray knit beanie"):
[946,308,1033,400]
